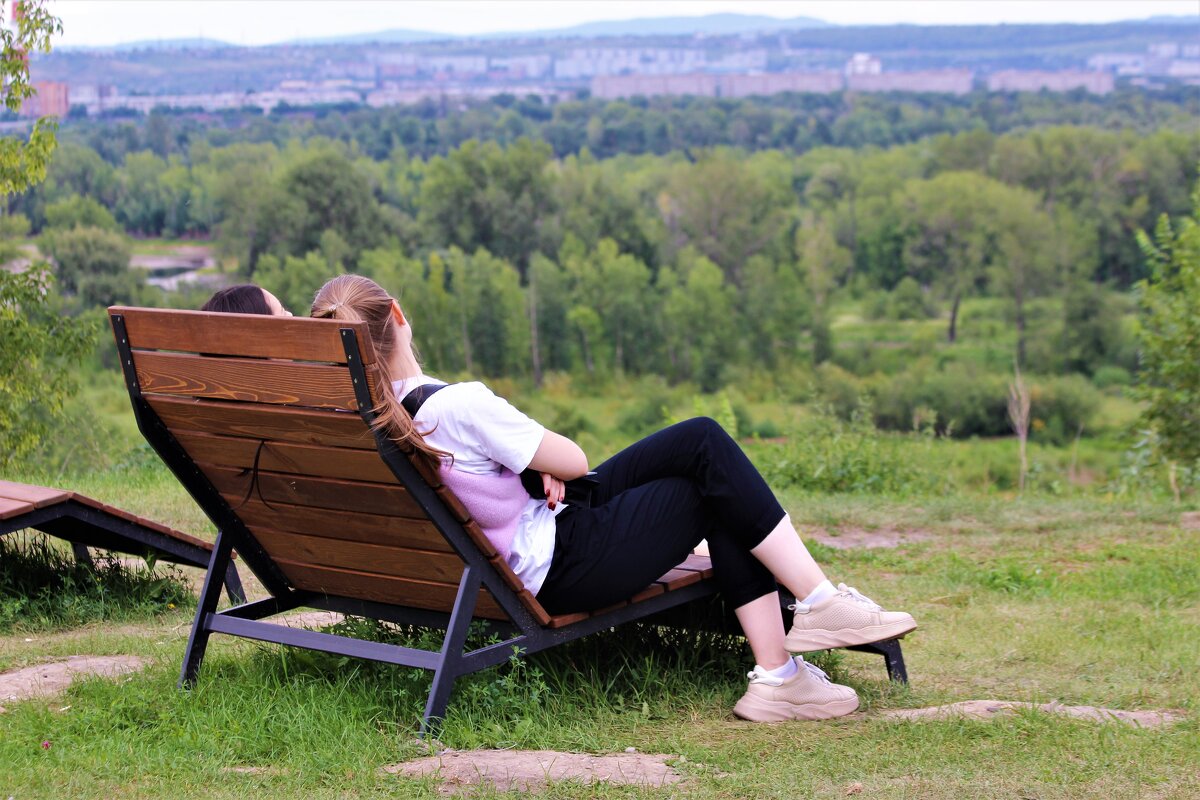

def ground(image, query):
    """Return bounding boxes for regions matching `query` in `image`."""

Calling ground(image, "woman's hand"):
[541,472,566,510]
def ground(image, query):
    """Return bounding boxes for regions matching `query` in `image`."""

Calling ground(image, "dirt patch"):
[0,655,148,703]
[273,611,345,629]
[810,526,934,550]
[1180,512,1200,531]
[882,700,1185,728]
[383,750,684,794]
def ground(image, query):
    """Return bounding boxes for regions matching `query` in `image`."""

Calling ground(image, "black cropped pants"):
[535,417,785,615]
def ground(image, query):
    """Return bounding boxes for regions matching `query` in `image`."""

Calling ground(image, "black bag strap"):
[400,380,598,507]
[401,382,449,418]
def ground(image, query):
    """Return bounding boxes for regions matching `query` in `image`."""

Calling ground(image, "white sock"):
[801,579,837,607]
[760,657,798,680]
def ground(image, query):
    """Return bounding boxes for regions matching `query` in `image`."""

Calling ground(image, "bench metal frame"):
[111,311,906,734]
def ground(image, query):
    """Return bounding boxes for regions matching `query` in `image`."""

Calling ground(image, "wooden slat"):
[628,582,666,604]
[516,590,552,627]
[148,396,376,450]
[487,554,527,595]
[277,560,508,620]
[251,528,467,583]
[174,431,397,484]
[112,306,376,365]
[546,611,589,629]
[435,486,472,524]
[233,499,452,551]
[656,567,703,591]
[678,554,715,578]
[461,520,497,559]
[0,497,35,520]
[0,481,69,508]
[203,465,425,518]
[133,351,375,410]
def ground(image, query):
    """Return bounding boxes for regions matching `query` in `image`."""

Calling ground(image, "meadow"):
[2,293,1197,797]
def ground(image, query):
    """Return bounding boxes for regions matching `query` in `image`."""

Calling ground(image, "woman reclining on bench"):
[311,274,916,722]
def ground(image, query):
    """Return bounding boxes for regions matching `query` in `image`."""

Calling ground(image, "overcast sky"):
[51,1,1199,48]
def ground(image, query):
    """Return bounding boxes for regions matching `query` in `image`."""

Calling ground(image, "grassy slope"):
[1,468,1196,798]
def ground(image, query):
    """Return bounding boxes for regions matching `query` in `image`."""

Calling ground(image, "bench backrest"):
[109,306,546,624]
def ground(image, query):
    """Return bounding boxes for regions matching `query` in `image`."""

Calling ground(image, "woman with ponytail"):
[312,274,915,723]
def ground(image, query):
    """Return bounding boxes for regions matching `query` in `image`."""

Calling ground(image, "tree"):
[281,150,384,265]
[43,195,120,232]
[660,150,792,288]
[419,138,556,279]
[0,0,60,195]
[38,225,142,308]
[1135,180,1200,467]
[0,265,92,469]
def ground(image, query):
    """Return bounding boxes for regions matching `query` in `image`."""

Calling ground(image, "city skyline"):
[52,0,1200,49]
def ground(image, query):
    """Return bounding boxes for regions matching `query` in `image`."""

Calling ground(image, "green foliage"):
[0,535,193,632]
[0,264,93,469]
[43,194,120,231]
[255,250,340,316]
[0,0,60,196]
[1134,181,1200,465]
[1029,374,1102,445]
[38,224,143,308]
[760,405,938,494]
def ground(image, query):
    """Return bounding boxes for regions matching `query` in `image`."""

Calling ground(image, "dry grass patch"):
[384,749,686,794]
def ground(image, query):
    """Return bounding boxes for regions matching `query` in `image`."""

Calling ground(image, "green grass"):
[0,535,194,635]
[2,486,1197,798]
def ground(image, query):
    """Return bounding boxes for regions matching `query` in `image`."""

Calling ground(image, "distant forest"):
[6,90,1199,438]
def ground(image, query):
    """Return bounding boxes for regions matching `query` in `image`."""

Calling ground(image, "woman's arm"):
[528,429,588,480]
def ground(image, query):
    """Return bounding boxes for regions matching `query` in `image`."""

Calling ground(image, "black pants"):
[536,417,784,615]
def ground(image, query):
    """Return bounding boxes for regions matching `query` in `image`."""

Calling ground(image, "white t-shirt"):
[392,374,563,595]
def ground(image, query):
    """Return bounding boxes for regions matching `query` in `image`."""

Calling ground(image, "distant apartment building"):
[847,70,974,95]
[719,72,842,96]
[844,53,882,76]
[591,73,717,99]
[709,49,769,72]
[554,47,706,79]
[594,71,860,99]
[490,54,552,79]
[1087,53,1147,75]
[20,80,69,118]
[366,84,567,108]
[987,70,1114,94]
[1167,60,1200,78]
[422,55,488,75]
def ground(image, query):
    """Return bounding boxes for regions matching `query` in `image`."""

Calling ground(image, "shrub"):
[1029,374,1102,445]
[1092,365,1132,390]
[813,362,864,421]
[758,407,937,494]
[872,363,1009,437]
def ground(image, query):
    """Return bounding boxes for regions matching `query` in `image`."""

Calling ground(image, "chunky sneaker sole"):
[733,691,859,722]
[732,657,859,722]
[784,583,917,653]
[784,620,916,652]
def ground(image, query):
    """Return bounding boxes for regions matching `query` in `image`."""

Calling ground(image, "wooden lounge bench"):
[0,479,244,603]
[108,305,906,732]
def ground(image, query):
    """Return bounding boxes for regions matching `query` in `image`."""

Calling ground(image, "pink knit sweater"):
[438,463,527,559]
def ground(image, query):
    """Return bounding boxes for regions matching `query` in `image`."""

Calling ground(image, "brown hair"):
[201,284,272,315]
[310,274,448,472]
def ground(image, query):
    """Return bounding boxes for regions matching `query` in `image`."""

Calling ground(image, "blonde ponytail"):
[312,275,449,474]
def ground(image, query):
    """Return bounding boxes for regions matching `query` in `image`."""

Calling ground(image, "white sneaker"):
[784,584,917,653]
[732,657,859,722]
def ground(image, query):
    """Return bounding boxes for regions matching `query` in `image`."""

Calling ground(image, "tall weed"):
[758,404,941,495]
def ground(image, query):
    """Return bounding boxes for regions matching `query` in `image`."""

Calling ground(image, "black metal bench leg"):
[222,559,246,605]
[180,530,234,688]
[846,638,909,684]
[71,542,95,568]
[421,566,482,737]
